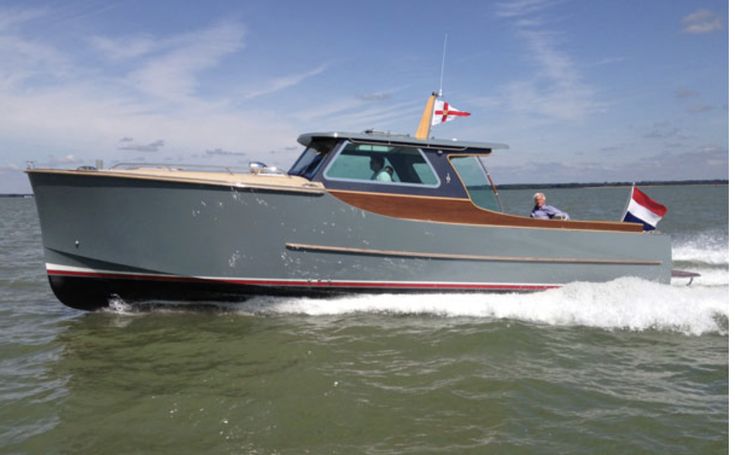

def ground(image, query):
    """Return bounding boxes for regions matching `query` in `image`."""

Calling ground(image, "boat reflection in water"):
[27,99,671,311]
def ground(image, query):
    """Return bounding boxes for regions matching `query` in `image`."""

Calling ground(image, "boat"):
[27,93,674,311]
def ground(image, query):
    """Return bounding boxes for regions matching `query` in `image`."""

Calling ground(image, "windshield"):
[450,156,503,212]
[288,140,336,179]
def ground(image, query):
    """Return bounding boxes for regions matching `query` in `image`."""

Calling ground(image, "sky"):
[0,0,728,192]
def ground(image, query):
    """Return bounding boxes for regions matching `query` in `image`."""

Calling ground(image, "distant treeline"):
[0,194,33,198]
[496,179,728,190]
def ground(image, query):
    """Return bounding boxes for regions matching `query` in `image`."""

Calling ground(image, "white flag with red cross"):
[431,99,471,126]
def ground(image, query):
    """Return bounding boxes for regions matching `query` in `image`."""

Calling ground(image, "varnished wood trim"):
[415,93,437,139]
[328,190,643,233]
[286,242,661,266]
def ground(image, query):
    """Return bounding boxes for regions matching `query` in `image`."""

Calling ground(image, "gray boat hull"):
[29,171,672,310]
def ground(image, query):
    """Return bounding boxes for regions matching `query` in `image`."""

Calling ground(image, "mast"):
[414,92,438,140]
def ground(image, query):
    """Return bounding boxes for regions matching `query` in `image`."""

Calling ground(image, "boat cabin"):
[290,130,505,207]
[289,130,642,232]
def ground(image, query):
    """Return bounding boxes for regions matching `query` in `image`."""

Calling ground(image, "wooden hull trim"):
[328,189,643,233]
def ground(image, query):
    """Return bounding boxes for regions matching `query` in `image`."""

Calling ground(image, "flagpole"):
[621,181,635,221]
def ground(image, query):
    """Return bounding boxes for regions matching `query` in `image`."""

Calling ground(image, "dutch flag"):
[622,186,668,231]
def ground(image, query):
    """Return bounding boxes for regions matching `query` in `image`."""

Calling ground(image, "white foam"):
[672,232,729,266]
[246,278,728,336]
[106,295,134,313]
[671,268,729,287]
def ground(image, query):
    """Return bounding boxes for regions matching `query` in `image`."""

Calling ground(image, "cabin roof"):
[297,131,509,152]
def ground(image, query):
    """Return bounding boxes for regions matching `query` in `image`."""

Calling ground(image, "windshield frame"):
[287,140,337,179]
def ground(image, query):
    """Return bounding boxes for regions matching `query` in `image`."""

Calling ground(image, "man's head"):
[370,155,385,172]
[533,192,546,207]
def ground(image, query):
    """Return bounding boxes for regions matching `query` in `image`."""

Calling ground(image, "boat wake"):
[672,230,729,266]
[102,277,727,335]
[671,231,729,288]
[102,233,729,336]
[233,277,726,336]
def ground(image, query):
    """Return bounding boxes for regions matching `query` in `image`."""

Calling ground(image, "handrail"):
[110,162,253,174]
[110,162,289,176]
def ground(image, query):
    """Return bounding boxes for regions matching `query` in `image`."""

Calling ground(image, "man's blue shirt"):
[530,204,569,219]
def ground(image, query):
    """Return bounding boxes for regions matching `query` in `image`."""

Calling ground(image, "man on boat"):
[370,155,393,182]
[530,192,570,220]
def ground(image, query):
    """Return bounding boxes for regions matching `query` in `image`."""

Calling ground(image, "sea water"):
[0,185,728,453]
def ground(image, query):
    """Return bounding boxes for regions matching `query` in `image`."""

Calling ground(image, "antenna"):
[415,34,449,139]
[438,33,448,98]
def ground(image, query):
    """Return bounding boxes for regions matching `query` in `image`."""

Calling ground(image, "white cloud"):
[127,21,246,102]
[293,96,419,132]
[0,6,47,31]
[632,146,728,180]
[0,33,71,89]
[357,91,394,101]
[682,9,723,34]
[495,0,563,18]
[0,84,299,160]
[118,139,165,153]
[329,100,419,131]
[205,148,246,157]
[502,79,600,120]
[90,34,159,60]
[490,1,602,121]
[0,14,310,174]
[491,146,728,184]
[241,64,327,100]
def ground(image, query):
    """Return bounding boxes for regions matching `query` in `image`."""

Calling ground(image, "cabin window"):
[450,156,502,212]
[288,140,336,179]
[323,143,440,187]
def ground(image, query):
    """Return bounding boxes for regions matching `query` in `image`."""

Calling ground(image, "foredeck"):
[26,167,325,193]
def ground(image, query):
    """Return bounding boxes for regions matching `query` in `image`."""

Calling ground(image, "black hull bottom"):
[48,275,531,311]
[48,275,342,311]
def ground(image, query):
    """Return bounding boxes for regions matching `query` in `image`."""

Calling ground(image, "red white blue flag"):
[432,99,471,126]
[622,186,668,231]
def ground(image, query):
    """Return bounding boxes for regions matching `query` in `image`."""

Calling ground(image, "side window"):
[324,150,378,181]
[324,143,439,187]
[451,156,502,212]
[412,162,437,185]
